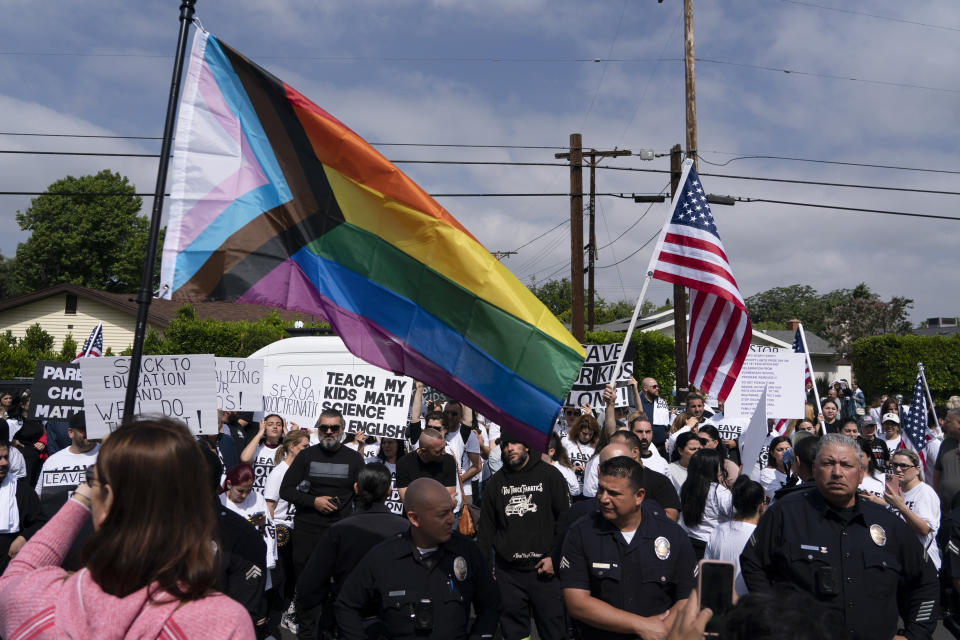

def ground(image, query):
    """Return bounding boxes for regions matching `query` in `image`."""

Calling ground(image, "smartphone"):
[698,559,735,636]
[885,472,900,496]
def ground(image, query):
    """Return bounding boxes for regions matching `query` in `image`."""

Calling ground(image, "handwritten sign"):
[28,361,84,420]
[262,367,326,428]
[215,357,264,411]
[80,355,218,438]
[318,368,412,439]
[725,345,805,420]
[565,343,635,408]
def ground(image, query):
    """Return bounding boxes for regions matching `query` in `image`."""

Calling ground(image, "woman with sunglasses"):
[0,418,254,639]
[885,448,941,571]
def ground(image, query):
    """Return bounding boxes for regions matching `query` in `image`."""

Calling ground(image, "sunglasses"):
[888,462,916,470]
[318,424,341,433]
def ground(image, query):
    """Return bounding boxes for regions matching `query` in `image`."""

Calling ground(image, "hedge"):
[852,333,960,403]
[584,329,676,403]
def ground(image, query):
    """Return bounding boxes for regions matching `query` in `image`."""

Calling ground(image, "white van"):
[247,335,394,376]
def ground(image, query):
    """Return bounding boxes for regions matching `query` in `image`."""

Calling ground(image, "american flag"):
[72,322,103,362]
[652,163,752,402]
[903,370,928,453]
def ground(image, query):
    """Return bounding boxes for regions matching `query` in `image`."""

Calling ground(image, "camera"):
[411,598,434,632]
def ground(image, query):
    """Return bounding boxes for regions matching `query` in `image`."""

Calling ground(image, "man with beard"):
[640,378,671,456]
[630,416,669,475]
[279,409,365,580]
[0,441,45,573]
[478,436,570,640]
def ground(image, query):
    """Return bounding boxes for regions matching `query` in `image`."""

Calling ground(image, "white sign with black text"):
[724,345,805,420]
[215,357,264,411]
[318,368,412,439]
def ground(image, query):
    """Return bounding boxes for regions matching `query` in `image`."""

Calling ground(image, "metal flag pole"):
[797,322,824,434]
[123,0,198,421]
[918,362,938,429]
[609,159,695,386]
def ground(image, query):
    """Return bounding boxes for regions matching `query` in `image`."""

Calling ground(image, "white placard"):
[710,418,750,442]
[739,386,771,474]
[262,367,327,428]
[215,357,264,411]
[724,345,805,419]
[565,343,634,408]
[80,355,219,438]
[318,368,412,439]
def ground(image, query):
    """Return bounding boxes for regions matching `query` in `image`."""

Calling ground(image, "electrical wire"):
[595,228,661,269]
[736,197,960,222]
[697,152,960,176]
[777,0,960,33]
[508,218,569,253]
[596,181,670,250]
[581,0,630,131]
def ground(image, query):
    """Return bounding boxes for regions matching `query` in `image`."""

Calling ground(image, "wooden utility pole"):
[555,134,584,341]
[584,147,631,330]
[669,144,689,403]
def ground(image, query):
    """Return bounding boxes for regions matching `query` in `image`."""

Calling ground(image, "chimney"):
[786,318,800,332]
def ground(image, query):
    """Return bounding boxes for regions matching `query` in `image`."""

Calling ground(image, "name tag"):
[592,562,611,569]
[388,590,406,597]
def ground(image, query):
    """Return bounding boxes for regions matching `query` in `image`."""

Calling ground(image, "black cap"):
[68,410,86,432]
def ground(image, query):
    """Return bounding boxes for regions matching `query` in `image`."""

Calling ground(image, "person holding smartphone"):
[885,448,941,571]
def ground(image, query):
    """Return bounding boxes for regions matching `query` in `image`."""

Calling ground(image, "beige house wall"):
[0,293,141,354]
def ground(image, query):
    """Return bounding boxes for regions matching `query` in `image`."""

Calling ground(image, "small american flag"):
[903,370,928,453]
[652,163,752,402]
[72,322,103,362]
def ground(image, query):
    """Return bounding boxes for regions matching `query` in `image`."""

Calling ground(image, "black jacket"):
[0,476,46,574]
[278,443,364,532]
[478,457,570,570]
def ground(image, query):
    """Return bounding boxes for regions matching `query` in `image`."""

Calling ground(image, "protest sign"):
[28,361,84,420]
[319,368,412,439]
[262,367,326,428]
[565,342,636,408]
[739,386,771,476]
[725,345,805,420]
[80,355,219,438]
[421,384,447,407]
[215,357,264,411]
[710,417,749,442]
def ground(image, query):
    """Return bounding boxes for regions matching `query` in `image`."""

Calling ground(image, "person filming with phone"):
[740,433,939,640]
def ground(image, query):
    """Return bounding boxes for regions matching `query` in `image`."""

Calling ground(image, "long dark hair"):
[671,431,700,463]
[547,432,574,469]
[83,418,218,601]
[680,448,723,527]
[767,435,791,470]
[731,475,765,520]
[377,437,407,464]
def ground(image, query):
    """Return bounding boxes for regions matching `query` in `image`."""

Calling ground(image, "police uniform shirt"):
[335,530,501,640]
[740,489,939,640]
[558,504,696,640]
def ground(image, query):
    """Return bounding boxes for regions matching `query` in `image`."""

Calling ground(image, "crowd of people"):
[1,377,960,640]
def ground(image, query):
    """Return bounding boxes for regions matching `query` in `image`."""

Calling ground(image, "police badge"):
[870,523,887,547]
[654,536,671,560]
[453,556,468,581]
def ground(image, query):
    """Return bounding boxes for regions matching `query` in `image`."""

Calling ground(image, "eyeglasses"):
[318,424,341,433]
[888,462,917,470]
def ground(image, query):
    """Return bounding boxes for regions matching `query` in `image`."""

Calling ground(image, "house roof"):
[914,325,960,337]
[758,329,835,355]
[0,283,322,327]
[592,308,795,349]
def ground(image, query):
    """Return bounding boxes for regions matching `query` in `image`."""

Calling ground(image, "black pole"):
[123,0,197,421]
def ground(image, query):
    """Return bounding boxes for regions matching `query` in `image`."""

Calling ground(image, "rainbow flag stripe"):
[159,32,585,446]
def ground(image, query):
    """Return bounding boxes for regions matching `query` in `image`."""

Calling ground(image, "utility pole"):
[669,144,689,404]
[555,134,584,342]
[491,250,517,261]
[585,147,631,331]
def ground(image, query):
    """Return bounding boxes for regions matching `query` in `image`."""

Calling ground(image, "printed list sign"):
[215,357,264,411]
[724,345,805,420]
[565,343,635,408]
[80,355,219,438]
[28,361,85,420]
[318,368,412,439]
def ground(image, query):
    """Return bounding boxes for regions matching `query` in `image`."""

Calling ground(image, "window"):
[65,294,78,315]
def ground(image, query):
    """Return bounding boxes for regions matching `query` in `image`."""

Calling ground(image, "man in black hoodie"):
[478,436,570,640]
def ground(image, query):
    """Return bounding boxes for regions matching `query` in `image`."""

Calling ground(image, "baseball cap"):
[881,412,900,425]
[861,415,876,428]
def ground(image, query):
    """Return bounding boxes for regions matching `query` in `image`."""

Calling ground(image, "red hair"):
[221,463,254,494]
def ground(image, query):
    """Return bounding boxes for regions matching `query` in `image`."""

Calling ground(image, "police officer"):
[335,477,501,640]
[558,456,695,640]
[740,433,939,640]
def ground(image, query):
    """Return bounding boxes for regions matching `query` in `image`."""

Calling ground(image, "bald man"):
[336,478,501,639]
[396,427,457,502]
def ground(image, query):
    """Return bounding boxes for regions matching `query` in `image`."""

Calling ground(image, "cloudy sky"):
[1,0,957,324]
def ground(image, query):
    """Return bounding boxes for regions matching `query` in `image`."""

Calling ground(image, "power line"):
[596,181,670,250]
[581,0,630,131]
[0,132,163,140]
[508,218,569,253]
[596,228,661,269]
[736,197,960,222]
[697,152,960,176]
[777,0,960,33]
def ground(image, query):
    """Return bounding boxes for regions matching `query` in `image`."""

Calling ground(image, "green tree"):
[745,284,821,331]
[529,278,572,316]
[0,253,14,299]
[823,295,913,355]
[140,305,289,357]
[0,324,58,378]
[58,334,78,362]
[10,170,152,295]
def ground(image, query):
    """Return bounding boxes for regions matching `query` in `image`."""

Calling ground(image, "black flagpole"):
[123,0,197,421]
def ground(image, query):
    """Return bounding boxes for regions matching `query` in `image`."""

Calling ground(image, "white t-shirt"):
[553,461,581,498]
[894,482,941,570]
[479,422,502,481]
[250,443,281,495]
[366,457,404,515]
[263,460,295,529]
[758,467,790,502]
[705,520,756,596]
[6,419,21,441]
[680,483,734,543]
[347,440,381,459]
[446,429,480,502]
[667,462,688,495]
[35,445,101,512]
[7,446,26,480]
[858,470,885,501]
[220,491,277,573]
[562,436,595,491]
[582,454,601,498]
[640,448,670,476]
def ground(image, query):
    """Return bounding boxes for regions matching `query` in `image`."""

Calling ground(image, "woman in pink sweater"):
[0,418,254,640]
